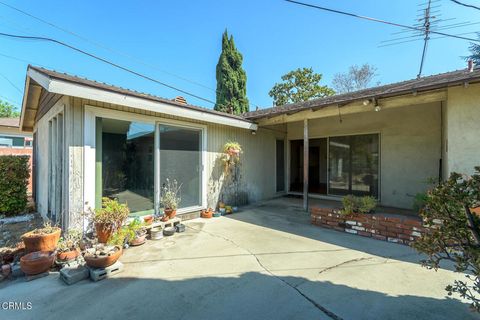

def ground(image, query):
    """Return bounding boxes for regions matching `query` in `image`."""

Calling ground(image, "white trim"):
[28,69,257,130]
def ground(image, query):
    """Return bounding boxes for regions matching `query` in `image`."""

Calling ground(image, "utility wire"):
[0,31,217,105]
[285,0,480,43]
[0,71,22,93]
[449,0,480,11]
[0,0,216,93]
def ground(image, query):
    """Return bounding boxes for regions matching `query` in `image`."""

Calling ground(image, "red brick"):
[385,217,402,223]
[358,231,372,237]
[373,234,387,241]
[398,234,414,241]
[404,219,423,227]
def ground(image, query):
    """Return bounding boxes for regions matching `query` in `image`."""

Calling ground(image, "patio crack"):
[186,225,344,320]
[317,256,375,276]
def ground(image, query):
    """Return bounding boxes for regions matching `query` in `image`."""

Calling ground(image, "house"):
[0,117,33,193]
[19,65,480,229]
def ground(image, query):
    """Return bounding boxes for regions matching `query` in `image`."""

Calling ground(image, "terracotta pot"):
[22,228,61,253]
[470,207,480,216]
[165,208,176,219]
[84,246,123,268]
[143,215,154,225]
[95,223,116,244]
[20,251,55,275]
[161,215,169,222]
[57,248,81,262]
[201,209,213,219]
[130,231,147,246]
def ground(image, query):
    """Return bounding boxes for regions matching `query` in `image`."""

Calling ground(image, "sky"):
[0,0,478,112]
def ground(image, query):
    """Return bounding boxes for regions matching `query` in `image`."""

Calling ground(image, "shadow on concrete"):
[1,272,475,320]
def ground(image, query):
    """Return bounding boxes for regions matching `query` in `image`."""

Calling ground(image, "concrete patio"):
[0,197,477,320]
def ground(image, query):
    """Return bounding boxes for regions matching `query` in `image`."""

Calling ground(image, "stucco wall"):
[446,84,480,176]
[286,102,442,209]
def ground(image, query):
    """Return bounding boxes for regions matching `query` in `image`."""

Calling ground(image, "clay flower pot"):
[164,208,177,219]
[84,246,123,269]
[201,209,213,219]
[22,228,61,253]
[143,215,154,225]
[95,223,116,244]
[20,251,55,275]
[130,230,147,246]
[57,248,81,262]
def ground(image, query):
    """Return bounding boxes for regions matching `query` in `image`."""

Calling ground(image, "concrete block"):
[89,261,124,282]
[11,263,24,278]
[60,265,89,285]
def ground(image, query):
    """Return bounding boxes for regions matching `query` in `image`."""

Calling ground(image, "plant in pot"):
[56,229,83,262]
[160,179,181,221]
[22,221,61,253]
[83,242,122,269]
[126,220,147,246]
[221,141,242,174]
[91,197,130,243]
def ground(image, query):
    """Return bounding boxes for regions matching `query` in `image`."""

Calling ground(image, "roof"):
[0,117,20,128]
[28,66,250,122]
[244,68,480,120]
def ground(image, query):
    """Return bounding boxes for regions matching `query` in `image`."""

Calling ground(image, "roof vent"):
[173,96,187,105]
[468,59,474,72]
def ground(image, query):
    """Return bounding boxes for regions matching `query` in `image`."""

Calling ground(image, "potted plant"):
[91,197,130,243]
[83,244,122,269]
[160,179,181,221]
[56,229,83,262]
[221,141,242,174]
[20,251,55,275]
[125,220,147,246]
[22,221,61,253]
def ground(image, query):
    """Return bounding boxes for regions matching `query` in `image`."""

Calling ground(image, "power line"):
[0,71,22,93]
[284,0,480,43]
[449,0,480,11]
[0,31,217,105]
[0,0,217,93]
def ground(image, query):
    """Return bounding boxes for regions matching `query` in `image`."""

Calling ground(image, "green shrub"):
[341,195,357,215]
[341,195,377,215]
[0,155,30,216]
[412,192,428,213]
[358,196,377,214]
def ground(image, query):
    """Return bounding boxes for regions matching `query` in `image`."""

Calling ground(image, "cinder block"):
[89,261,124,282]
[60,265,89,285]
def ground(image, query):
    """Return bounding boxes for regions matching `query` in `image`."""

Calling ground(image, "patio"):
[0,198,476,320]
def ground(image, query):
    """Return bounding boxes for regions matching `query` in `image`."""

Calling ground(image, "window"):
[0,135,25,147]
[328,134,379,197]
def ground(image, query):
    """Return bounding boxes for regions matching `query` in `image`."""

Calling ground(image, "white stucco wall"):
[446,84,480,176]
[286,102,442,209]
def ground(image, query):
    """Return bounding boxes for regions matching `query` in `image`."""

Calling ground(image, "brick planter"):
[311,207,426,245]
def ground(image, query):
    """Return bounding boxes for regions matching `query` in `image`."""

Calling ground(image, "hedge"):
[0,155,30,216]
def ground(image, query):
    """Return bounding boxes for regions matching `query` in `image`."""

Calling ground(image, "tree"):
[332,63,378,94]
[0,99,20,118]
[412,168,480,312]
[467,33,480,66]
[215,30,249,114]
[269,67,334,106]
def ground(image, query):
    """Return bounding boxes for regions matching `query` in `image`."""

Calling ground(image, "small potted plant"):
[83,243,122,269]
[56,229,83,262]
[126,220,147,246]
[221,141,242,174]
[160,179,181,221]
[22,221,61,253]
[90,198,130,243]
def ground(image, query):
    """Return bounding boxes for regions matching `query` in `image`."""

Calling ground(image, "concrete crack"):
[186,224,344,320]
[317,256,375,276]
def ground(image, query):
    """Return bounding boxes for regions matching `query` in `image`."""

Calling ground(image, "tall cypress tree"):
[215,30,249,114]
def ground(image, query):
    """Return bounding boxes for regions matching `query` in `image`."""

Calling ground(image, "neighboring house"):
[0,117,33,194]
[19,65,480,230]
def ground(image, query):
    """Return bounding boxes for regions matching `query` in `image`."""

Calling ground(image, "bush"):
[341,195,377,215]
[0,155,30,216]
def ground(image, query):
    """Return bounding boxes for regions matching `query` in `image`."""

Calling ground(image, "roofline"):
[25,66,258,131]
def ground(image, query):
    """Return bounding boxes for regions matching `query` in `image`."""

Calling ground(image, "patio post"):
[303,119,309,211]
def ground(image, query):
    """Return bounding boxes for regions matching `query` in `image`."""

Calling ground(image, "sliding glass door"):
[328,134,379,197]
[159,124,202,209]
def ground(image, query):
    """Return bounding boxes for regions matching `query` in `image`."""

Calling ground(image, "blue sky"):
[0,0,478,111]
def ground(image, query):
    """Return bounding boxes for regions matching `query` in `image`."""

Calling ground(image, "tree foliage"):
[0,99,20,118]
[467,33,480,66]
[0,155,30,216]
[215,30,249,114]
[269,67,334,106]
[412,168,480,312]
[332,63,378,94]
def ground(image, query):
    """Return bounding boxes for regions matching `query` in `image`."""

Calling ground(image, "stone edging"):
[311,207,426,245]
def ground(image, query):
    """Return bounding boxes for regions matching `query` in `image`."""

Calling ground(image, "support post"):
[303,119,309,211]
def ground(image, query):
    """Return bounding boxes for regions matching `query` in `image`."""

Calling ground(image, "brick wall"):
[0,148,33,194]
[311,207,426,245]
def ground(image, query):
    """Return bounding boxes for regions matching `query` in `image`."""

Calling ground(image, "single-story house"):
[0,117,33,193]
[19,65,480,230]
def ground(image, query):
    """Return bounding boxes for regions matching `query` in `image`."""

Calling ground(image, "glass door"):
[159,124,202,209]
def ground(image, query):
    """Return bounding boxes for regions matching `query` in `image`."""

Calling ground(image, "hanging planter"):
[221,141,242,175]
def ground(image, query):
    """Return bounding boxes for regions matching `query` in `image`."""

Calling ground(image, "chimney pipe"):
[468,59,474,72]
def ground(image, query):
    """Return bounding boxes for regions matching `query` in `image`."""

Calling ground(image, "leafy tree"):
[332,63,378,94]
[0,99,20,118]
[215,30,249,114]
[412,168,480,312]
[269,67,334,106]
[467,33,480,66]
